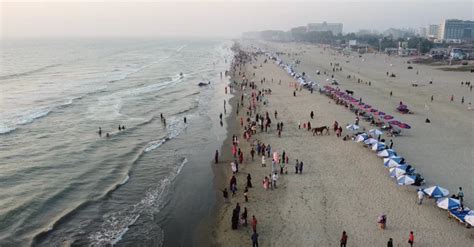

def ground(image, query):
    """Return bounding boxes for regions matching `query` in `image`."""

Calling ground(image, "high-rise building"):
[307,22,343,35]
[438,19,474,41]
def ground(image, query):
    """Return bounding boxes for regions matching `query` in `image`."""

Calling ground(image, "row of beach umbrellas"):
[323,85,411,129]
[355,132,473,226]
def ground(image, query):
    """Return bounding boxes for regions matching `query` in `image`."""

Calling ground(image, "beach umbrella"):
[396,175,416,185]
[377,149,397,158]
[389,166,408,177]
[368,129,383,136]
[465,212,474,227]
[383,156,404,168]
[355,133,368,142]
[388,120,401,126]
[346,124,360,131]
[375,111,386,116]
[398,123,411,129]
[436,198,461,210]
[423,186,450,198]
[363,105,372,109]
[372,142,386,151]
[364,138,378,145]
[370,109,378,113]
[383,115,394,120]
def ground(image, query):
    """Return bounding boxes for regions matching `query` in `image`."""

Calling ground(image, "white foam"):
[17,109,52,125]
[119,175,129,185]
[0,123,16,134]
[144,139,166,153]
[88,158,188,246]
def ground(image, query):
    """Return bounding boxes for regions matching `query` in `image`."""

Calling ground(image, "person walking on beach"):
[340,231,348,247]
[261,155,266,167]
[251,230,259,247]
[389,140,393,149]
[408,231,414,246]
[250,147,255,161]
[387,238,393,247]
[310,111,314,119]
[299,161,304,174]
[242,207,248,226]
[251,215,258,232]
[247,174,252,188]
[272,172,278,188]
[295,159,299,174]
[215,150,219,164]
[417,189,424,205]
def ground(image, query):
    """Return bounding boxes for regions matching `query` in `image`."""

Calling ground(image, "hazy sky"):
[1,0,473,38]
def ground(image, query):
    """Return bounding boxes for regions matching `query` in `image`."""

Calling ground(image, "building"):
[307,22,343,35]
[383,28,415,39]
[427,24,439,39]
[438,19,474,41]
[418,27,427,37]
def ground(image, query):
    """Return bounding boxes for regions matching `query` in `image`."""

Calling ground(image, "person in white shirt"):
[272,173,278,188]
[261,155,266,167]
[417,189,424,205]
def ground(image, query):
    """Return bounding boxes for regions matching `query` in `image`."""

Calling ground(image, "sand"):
[210,41,473,246]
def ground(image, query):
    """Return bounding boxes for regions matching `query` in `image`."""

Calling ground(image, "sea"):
[0,38,233,246]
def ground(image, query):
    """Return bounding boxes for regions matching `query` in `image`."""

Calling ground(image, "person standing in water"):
[215,150,219,164]
[98,127,102,136]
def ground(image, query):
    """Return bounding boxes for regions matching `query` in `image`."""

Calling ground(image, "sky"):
[1,0,473,38]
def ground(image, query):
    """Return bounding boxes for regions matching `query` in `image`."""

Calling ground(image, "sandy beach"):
[210,41,473,246]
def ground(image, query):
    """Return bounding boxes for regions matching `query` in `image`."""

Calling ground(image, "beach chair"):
[448,208,472,228]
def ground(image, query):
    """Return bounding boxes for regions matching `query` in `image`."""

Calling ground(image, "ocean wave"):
[119,175,130,185]
[0,124,16,134]
[88,158,188,246]
[6,97,79,129]
[144,139,166,153]
[175,45,187,52]
[0,63,61,80]
[90,75,184,120]
[16,109,52,125]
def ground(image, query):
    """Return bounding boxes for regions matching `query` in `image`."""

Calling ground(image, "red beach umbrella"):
[388,120,401,125]
[398,123,411,129]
